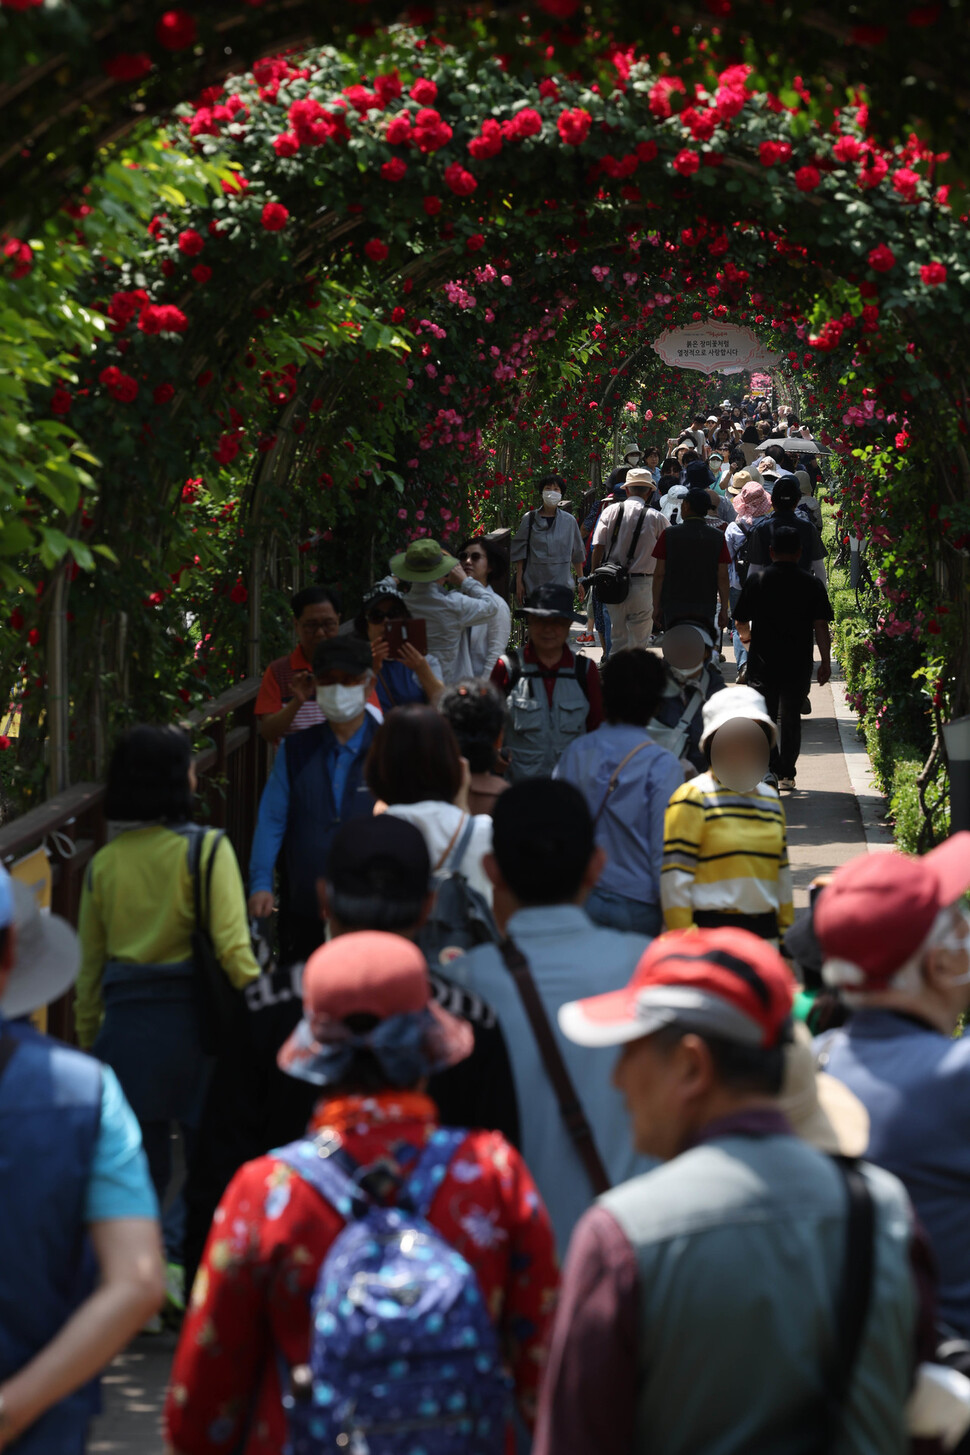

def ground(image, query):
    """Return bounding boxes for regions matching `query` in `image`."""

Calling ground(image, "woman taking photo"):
[76,725,258,1288]
[456,534,512,678]
[356,582,444,713]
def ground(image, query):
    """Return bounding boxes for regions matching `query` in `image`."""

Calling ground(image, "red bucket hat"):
[559,927,795,1050]
[815,834,970,989]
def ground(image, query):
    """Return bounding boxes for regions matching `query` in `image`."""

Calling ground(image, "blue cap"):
[0,865,12,931]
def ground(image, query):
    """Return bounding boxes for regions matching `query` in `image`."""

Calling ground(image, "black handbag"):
[588,500,647,604]
[188,826,247,1057]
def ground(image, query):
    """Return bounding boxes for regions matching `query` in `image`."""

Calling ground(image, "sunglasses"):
[460,551,485,562]
[366,607,398,624]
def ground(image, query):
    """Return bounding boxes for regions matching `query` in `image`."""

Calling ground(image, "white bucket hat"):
[699,684,778,751]
[0,872,81,1020]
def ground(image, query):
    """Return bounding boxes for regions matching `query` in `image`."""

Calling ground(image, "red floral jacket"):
[165,1092,559,1455]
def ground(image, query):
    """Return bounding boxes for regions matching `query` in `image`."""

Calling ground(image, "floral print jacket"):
[165,1091,559,1455]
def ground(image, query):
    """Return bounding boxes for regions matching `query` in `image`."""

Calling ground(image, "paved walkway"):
[87,639,880,1452]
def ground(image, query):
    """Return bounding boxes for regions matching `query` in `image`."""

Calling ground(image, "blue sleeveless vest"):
[0,1018,102,1452]
[282,716,378,915]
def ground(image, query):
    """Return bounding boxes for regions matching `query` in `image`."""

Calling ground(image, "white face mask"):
[669,663,704,685]
[542,490,562,507]
[316,683,368,723]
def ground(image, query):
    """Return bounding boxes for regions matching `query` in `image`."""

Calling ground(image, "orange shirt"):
[254,646,324,737]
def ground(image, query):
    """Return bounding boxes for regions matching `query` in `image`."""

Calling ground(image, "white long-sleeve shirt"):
[457,587,512,680]
[403,578,500,684]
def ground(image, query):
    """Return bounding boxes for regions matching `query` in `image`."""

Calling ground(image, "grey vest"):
[602,1135,914,1455]
[661,518,724,627]
[504,656,588,782]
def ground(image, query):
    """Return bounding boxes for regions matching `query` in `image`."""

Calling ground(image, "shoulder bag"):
[814,1157,874,1453]
[188,826,247,1057]
[588,500,647,606]
[499,938,610,1196]
[647,687,705,762]
[593,741,653,825]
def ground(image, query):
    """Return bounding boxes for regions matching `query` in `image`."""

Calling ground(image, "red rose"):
[99,365,139,402]
[443,162,477,196]
[867,243,896,272]
[759,140,791,167]
[892,167,920,202]
[155,8,197,50]
[192,263,212,283]
[413,108,453,153]
[672,148,700,176]
[385,114,413,146]
[222,173,249,195]
[213,433,241,465]
[648,76,686,119]
[1,236,32,278]
[229,578,248,605]
[895,431,911,450]
[138,303,188,334]
[833,135,863,163]
[794,164,821,191]
[423,195,443,215]
[261,201,289,231]
[364,238,389,262]
[154,382,176,404]
[9,608,23,631]
[103,52,153,82]
[920,261,947,286]
[390,307,407,323]
[636,140,658,163]
[272,132,300,157]
[469,119,503,159]
[557,107,592,146]
[466,233,485,251]
[504,108,542,140]
[177,228,205,256]
[374,71,402,105]
[410,78,437,104]
[381,157,408,181]
[859,153,889,189]
[50,388,72,415]
[27,629,41,649]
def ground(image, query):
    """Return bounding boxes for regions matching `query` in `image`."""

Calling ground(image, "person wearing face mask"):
[661,686,793,943]
[814,838,970,1346]
[510,474,587,606]
[649,623,724,778]
[248,635,378,964]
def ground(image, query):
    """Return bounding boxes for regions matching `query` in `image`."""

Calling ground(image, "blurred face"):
[663,627,706,681]
[613,1033,696,1160]
[709,719,770,794]
[297,600,340,657]
[459,542,489,585]
[527,615,572,660]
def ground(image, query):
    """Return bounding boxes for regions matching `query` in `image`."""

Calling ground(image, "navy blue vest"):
[282,716,378,915]
[0,1018,102,1452]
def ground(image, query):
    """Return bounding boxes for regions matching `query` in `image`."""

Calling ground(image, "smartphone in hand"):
[384,617,427,660]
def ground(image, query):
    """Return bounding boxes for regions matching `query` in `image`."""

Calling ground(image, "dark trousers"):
[754,677,809,779]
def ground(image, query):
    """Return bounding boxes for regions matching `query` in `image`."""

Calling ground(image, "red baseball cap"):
[277,931,472,1083]
[559,927,796,1050]
[815,833,970,988]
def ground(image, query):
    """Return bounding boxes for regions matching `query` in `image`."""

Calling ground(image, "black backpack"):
[417,816,500,969]
[497,648,591,699]
[735,522,754,587]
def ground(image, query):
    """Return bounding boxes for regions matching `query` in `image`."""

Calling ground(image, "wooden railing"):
[0,678,268,1041]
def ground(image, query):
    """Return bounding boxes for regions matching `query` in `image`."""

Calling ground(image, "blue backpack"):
[274,1127,512,1455]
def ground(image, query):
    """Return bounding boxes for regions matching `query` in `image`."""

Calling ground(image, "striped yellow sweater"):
[661,771,794,933]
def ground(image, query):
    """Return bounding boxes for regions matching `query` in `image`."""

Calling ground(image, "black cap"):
[684,459,714,490]
[519,582,583,621]
[313,634,374,677]
[325,816,430,900]
[771,474,801,508]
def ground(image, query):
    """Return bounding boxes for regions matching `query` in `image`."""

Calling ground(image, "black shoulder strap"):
[524,508,536,568]
[624,501,647,566]
[499,648,522,694]
[574,652,590,699]
[499,939,610,1197]
[604,501,626,563]
[188,825,224,932]
[819,1157,875,1452]
[0,1031,19,1089]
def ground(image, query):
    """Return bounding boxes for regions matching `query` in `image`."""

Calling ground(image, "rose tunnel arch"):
[4,18,970,797]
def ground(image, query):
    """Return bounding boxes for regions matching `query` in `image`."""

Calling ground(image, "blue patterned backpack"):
[273,1127,512,1455]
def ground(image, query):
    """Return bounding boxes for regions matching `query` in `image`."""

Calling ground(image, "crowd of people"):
[5,393,970,1455]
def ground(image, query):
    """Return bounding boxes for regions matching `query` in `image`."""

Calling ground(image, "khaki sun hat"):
[389,537,459,582]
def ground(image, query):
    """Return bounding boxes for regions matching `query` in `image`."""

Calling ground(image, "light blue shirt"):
[327,718,370,811]
[86,1066,158,1222]
[555,724,683,905]
[450,904,652,1256]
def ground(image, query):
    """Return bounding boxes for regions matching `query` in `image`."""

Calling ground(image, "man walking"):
[746,473,827,582]
[0,868,163,1452]
[248,635,378,962]
[651,487,730,638]
[510,475,586,605]
[590,468,666,651]
[452,779,651,1256]
[536,927,929,1455]
[733,524,833,792]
